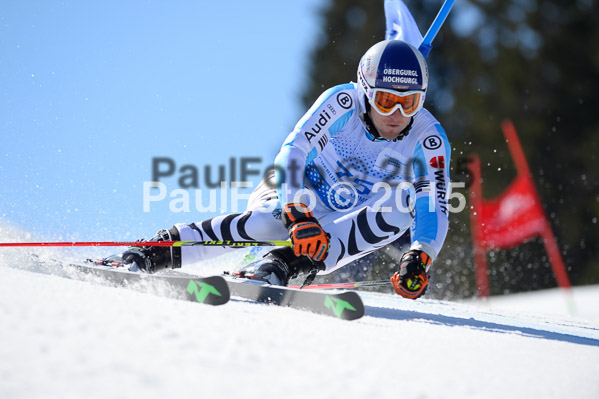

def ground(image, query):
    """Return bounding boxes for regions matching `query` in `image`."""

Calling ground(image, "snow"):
[1,248,598,399]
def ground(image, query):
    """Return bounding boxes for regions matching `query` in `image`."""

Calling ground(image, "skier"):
[104,36,451,300]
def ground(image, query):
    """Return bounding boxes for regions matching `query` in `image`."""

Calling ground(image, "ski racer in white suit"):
[113,40,451,300]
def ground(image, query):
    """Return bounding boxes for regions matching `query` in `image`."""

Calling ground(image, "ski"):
[224,276,365,320]
[64,262,230,305]
[60,262,364,318]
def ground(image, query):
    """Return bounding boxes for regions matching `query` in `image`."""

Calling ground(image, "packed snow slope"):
[1,233,598,399]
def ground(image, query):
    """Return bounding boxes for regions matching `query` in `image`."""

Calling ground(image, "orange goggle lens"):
[372,90,422,116]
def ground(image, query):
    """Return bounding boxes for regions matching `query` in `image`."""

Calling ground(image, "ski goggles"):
[366,88,424,117]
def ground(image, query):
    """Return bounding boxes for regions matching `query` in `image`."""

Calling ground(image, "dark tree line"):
[300,0,599,298]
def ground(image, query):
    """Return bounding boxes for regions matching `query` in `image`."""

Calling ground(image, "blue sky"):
[1,1,322,241]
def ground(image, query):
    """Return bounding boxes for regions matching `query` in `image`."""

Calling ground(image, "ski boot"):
[99,227,182,273]
[236,247,325,287]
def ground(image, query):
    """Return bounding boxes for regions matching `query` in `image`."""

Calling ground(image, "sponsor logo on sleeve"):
[336,92,353,109]
[423,135,442,150]
[304,109,332,143]
[429,156,445,169]
[327,103,337,115]
[434,169,448,215]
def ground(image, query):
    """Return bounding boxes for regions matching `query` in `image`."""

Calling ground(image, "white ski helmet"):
[357,40,428,116]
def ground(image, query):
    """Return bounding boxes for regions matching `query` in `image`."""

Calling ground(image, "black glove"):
[390,250,431,299]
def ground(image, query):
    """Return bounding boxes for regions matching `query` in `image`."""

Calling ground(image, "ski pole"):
[289,279,392,290]
[0,240,292,248]
[418,0,455,57]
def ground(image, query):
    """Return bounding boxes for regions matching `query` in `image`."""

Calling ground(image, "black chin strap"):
[396,116,414,141]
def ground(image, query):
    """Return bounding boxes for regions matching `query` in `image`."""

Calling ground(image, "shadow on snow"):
[365,305,599,348]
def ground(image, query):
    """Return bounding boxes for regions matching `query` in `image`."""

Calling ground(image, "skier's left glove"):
[281,203,330,262]
[390,250,431,300]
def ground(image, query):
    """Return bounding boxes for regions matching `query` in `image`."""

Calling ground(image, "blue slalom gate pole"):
[418,0,456,57]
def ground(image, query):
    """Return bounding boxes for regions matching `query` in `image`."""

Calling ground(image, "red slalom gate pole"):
[2,240,395,292]
[289,280,392,290]
[0,240,292,248]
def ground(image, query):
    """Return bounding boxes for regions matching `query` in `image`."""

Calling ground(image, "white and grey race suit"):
[175,82,451,274]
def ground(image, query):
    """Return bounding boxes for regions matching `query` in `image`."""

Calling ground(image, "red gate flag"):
[468,120,571,297]
[477,174,546,249]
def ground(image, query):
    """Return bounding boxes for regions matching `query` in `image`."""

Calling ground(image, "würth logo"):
[429,156,445,169]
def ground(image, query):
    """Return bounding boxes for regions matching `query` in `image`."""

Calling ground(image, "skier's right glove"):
[281,203,330,262]
[390,250,431,300]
